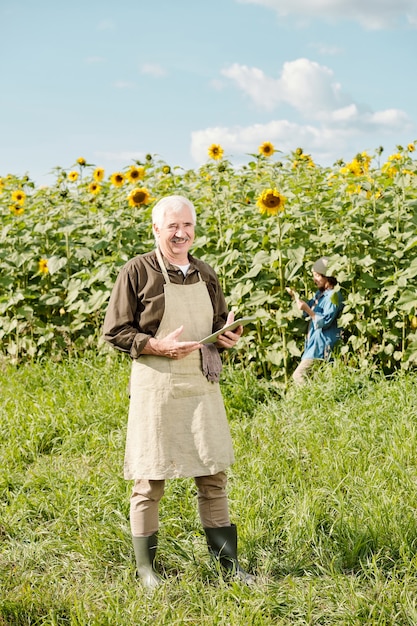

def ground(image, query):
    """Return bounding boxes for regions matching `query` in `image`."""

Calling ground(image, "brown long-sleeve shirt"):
[102,248,229,358]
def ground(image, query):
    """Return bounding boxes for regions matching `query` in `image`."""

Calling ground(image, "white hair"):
[152,195,197,230]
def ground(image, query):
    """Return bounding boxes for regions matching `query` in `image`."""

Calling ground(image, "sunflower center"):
[264,194,280,208]
[133,191,145,203]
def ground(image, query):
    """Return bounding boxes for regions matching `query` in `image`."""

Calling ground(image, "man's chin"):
[171,244,191,257]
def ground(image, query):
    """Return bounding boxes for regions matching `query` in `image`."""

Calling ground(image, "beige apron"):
[124,249,234,480]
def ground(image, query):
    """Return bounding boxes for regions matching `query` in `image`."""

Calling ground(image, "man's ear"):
[153,223,160,237]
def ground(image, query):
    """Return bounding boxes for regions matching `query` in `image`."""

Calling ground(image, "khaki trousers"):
[292,358,316,385]
[130,471,230,537]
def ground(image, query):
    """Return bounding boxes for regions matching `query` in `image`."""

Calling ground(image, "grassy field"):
[2,355,417,625]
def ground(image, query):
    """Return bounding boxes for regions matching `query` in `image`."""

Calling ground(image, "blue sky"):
[1,0,416,186]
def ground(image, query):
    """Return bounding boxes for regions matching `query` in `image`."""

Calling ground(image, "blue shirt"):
[302,288,344,360]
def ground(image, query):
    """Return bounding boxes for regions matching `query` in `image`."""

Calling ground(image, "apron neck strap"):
[155,247,170,283]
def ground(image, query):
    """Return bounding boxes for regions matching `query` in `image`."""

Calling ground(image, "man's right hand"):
[141,326,202,359]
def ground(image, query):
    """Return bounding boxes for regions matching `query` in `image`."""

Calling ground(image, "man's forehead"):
[163,206,193,223]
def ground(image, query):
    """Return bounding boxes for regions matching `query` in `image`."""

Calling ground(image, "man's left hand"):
[215,312,243,349]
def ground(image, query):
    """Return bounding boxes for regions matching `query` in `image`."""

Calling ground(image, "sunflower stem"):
[277,217,289,386]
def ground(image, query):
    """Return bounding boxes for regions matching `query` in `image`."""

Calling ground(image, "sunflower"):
[110,172,125,187]
[208,144,224,160]
[9,204,24,215]
[162,165,171,174]
[77,157,86,166]
[408,143,416,153]
[343,151,371,175]
[346,184,361,195]
[68,171,79,182]
[126,166,145,184]
[352,159,363,175]
[89,182,101,195]
[381,153,403,178]
[341,159,362,176]
[93,167,105,182]
[256,188,286,216]
[293,152,315,170]
[388,153,403,163]
[128,187,151,207]
[381,165,397,179]
[11,189,26,205]
[38,258,49,274]
[259,142,275,157]
[366,188,383,200]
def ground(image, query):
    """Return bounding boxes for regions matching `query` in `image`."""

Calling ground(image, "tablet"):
[199,316,257,344]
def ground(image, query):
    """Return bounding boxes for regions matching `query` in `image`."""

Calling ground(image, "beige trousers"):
[130,471,230,537]
[292,358,316,385]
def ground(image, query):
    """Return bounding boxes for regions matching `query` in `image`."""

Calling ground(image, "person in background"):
[102,194,254,589]
[286,256,344,386]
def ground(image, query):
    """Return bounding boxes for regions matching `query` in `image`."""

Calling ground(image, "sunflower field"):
[1,142,417,383]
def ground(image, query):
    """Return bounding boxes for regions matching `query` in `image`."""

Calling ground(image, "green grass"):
[2,356,417,624]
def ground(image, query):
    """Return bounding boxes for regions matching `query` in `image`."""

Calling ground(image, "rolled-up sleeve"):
[313,294,341,330]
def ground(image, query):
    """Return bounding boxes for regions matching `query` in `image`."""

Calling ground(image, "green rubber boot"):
[204,524,255,585]
[132,533,163,590]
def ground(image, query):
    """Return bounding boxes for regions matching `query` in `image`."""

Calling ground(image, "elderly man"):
[102,194,254,588]
[287,256,344,385]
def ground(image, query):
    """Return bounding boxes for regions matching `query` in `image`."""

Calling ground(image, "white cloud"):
[221,58,348,118]
[190,120,324,163]
[366,109,412,128]
[236,0,417,29]
[221,64,281,111]
[190,115,412,167]
[140,63,167,77]
[191,57,413,166]
[280,59,346,116]
[329,104,359,123]
[220,58,413,129]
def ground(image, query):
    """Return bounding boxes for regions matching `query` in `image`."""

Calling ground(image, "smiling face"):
[153,204,195,265]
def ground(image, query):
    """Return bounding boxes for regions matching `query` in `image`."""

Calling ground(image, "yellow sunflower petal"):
[256,188,286,216]
[259,142,275,157]
[128,187,151,206]
[208,144,224,160]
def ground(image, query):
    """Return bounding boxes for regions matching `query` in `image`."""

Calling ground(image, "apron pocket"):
[171,373,218,398]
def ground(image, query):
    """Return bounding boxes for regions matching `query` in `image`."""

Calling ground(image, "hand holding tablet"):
[199,316,257,344]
